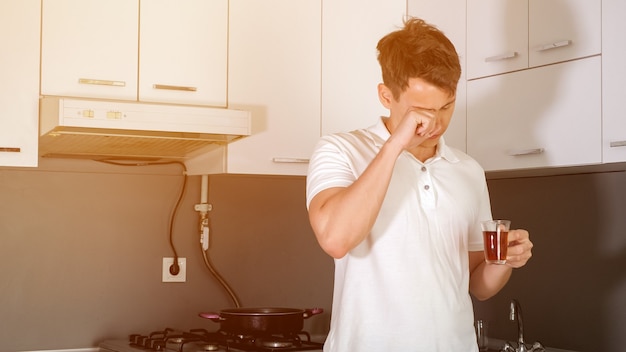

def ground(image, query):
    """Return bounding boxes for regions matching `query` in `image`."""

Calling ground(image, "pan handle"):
[198,312,224,322]
[303,308,324,319]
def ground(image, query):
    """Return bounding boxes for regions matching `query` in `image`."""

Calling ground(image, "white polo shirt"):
[306,117,492,352]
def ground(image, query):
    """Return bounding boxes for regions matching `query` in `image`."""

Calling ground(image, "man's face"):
[388,78,456,148]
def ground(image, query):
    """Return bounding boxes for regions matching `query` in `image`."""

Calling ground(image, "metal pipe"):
[510,299,527,352]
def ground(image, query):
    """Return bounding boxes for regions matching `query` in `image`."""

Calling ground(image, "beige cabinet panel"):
[139,0,228,107]
[224,0,321,175]
[467,57,601,171]
[602,0,626,164]
[467,0,528,80]
[529,0,600,68]
[467,0,600,80]
[0,0,41,167]
[321,0,405,137]
[41,0,139,100]
[41,0,228,106]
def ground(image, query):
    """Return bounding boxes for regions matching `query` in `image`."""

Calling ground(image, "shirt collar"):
[366,116,460,164]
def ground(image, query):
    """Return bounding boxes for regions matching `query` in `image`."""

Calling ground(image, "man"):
[306,17,533,351]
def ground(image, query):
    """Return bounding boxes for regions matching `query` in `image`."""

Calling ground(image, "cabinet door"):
[321,0,405,137]
[41,0,138,100]
[139,0,228,107]
[529,0,601,68]
[467,57,601,171]
[225,0,321,175]
[408,0,466,151]
[467,0,528,80]
[0,0,40,167]
[602,0,626,163]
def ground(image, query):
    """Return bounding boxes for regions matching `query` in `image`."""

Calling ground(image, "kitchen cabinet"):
[466,56,601,172]
[321,0,405,138]
[41,0,138,101]
[408,0,467,151]
[218,0,321,175]
[138,0,227,106]
[41,0,228,107]
[0,0,40,167]
[467,0,601,80]
[601,0,626,164]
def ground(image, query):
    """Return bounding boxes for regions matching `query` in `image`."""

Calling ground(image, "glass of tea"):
[481,220,511,264]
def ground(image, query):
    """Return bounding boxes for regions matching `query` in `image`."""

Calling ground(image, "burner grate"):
[223,331,324,351]
[101,328,324,352]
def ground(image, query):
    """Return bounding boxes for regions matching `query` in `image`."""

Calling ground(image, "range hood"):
[39,96,251,161]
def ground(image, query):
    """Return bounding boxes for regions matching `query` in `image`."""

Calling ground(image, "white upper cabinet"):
[467,56,601,172]
[0,0,41,167]
[321,0,406,137]
[221,0,321,175]
[41,0,139,101]
[528,0,600,67]
[602,0,626,164]
[139,0,228,106]
[467,0,527,80]
[41,0,228,107]
[467,0,601,80]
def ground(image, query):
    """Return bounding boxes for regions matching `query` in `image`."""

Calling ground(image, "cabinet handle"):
[484,51,518,62]
[507,148,545,156]
[532,40,572,52]
[0,147,21,153]
[153,84,197,92]
[272,157,310,164]
[79,78,126,87]
[610,140,626,148]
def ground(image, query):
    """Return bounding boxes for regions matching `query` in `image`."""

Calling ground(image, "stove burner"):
[257,339,294,348]
[198,343,220,351]
[101,327,324,352]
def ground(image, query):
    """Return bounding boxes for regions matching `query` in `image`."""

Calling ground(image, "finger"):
[508,229,529,242]
[506,240,533,267]
[411,110,435,135]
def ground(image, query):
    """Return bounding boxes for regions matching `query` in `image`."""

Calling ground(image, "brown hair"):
[376,17,461,99]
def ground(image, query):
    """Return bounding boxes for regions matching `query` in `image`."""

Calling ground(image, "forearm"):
[469,260,513,301]
[308,140,404,258]
[468,229,533,300]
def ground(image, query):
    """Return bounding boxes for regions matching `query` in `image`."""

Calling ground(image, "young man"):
[306,17,534,351]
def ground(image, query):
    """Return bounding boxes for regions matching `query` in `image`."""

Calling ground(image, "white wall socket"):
[162,257,186,283]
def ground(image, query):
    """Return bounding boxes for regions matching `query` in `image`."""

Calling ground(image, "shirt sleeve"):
[468,175,493,252]
[305,136,357,209]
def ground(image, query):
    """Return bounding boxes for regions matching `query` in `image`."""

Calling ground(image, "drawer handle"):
[507,148,545,156]
[485,51,518,62]
[0,147,21,153]
[610,140,626,148]
[533,40,572,52]
[79,78,126,87]
[153,84,197,92]
[272,157,310,164]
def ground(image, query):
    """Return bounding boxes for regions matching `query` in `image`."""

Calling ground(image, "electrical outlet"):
[162,257,186,282]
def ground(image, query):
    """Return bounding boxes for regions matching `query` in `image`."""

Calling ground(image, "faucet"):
[501,299,545,352]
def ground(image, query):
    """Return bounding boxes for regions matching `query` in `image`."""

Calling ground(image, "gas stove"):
[99,328,325,352]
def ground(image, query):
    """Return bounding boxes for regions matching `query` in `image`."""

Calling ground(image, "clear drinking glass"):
[480,219,511,264]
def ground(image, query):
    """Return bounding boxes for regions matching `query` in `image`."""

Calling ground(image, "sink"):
[486,338,581,352]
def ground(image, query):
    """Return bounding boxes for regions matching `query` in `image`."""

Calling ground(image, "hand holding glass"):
[481,220,510,264]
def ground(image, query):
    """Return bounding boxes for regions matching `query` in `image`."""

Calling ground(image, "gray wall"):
[1,158,625,352]
[0,160,332,352]
[476,170,626,352]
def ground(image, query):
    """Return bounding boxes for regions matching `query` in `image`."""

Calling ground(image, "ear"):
[377,83,394,109]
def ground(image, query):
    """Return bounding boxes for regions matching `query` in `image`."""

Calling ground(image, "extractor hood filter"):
[39,96,251,161]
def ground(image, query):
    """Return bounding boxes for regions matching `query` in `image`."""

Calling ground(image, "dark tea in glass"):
[480,220,510,264]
